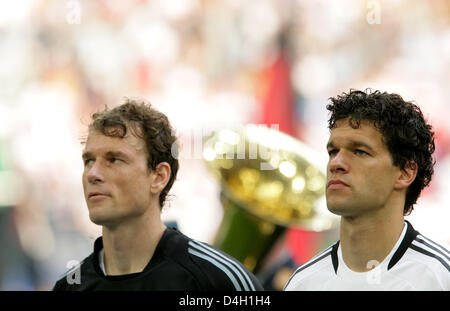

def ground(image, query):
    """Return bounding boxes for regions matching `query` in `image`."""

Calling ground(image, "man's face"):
[325,118,401,217]
[82,129,154,227]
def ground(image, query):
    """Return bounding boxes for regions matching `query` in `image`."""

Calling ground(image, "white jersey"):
[284,221,449,291]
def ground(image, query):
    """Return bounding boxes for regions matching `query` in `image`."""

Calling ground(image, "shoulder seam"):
[284,246,333,290]
[411,239,450,264]
[187,247,242,290]
[415,235,450,258]
[409,244,450,272]
[187,240,255,291]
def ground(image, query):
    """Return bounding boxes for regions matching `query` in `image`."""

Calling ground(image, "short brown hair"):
[87,98,179,209]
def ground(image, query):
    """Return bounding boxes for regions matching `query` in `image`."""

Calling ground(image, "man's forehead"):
[328,118,384,146]
[83,130,146,153]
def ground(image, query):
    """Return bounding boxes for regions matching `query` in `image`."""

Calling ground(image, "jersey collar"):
[387,220,419,270]
[91,227,174,278]
[330,221,419,274]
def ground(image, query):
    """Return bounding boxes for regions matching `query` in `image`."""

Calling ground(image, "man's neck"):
[101,213,166,275]
[339,210,404,272]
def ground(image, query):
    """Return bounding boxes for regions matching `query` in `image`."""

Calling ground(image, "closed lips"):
[327,180,349,188]
[88,192,110,198]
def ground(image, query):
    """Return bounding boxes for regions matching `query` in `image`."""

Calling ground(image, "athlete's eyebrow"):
[326,140,376,153]
[326,141,335,150]
[82,150,131,160]
[348,140,376,153]
[82,151,93,160]
[104,151,130,160]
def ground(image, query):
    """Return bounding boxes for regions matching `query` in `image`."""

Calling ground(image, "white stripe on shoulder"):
[416,234,450,257]
[189,240,256,291]
[411,240,450,266]
[283,246,333,290]
[188,247,242,290]
[300,245,333,268]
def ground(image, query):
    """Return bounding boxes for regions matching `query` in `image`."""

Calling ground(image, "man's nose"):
[86,162,105,184]
[328,151,349,174]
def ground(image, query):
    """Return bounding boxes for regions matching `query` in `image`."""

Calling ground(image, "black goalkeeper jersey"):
[53,227,263,291]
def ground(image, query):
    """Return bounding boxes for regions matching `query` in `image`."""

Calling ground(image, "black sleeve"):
[52,277,68,291]
[186,239,264,291]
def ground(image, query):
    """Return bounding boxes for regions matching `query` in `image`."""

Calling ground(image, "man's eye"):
[110,158,122,163]
[84,159,94,166]
[355,149,368,156]
[328,149,338,156]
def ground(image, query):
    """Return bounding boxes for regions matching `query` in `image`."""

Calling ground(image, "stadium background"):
[0,0,449,290]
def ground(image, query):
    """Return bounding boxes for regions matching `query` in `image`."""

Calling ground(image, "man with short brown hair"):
[53,99,263,291]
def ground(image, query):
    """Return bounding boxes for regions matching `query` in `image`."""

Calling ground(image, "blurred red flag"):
[257,50,319,265]
[259,53,296,135]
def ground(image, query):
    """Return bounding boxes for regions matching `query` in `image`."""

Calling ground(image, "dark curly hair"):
[87,98,179,209]
[327,89,435,215]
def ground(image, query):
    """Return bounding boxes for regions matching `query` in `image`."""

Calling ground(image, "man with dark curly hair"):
[285,89,449,290]
[53,98,263,291]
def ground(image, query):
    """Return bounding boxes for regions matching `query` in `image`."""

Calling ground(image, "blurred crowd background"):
[0,0,449,290]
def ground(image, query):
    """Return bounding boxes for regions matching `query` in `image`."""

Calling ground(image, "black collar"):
[387,220,419,270]
[91,227,177,278]
[330,221,419,274]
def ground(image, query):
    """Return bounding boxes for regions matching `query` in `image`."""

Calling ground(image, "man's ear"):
[394,161,418,190]
[150,162,171,194]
